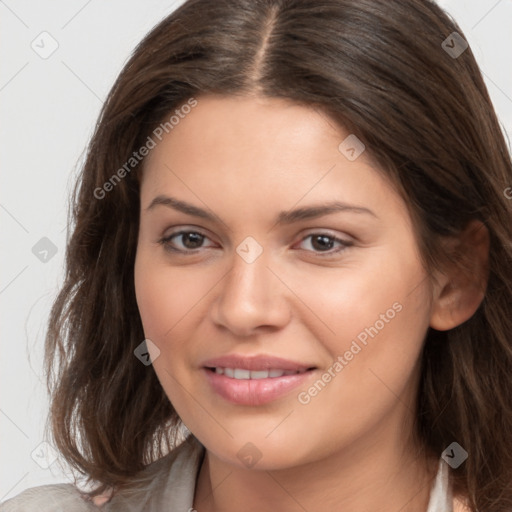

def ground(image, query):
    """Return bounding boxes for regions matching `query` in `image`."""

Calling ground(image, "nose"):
[210,247,291,337]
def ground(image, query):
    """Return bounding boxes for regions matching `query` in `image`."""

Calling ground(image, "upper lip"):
[202,354,316,372]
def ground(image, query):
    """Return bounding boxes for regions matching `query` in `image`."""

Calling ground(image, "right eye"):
[158,229,216,253]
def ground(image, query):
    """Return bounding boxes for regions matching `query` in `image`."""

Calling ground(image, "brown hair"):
[44,0,512,509]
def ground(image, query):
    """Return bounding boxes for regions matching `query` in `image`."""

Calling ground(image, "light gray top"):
[0,436,453,511]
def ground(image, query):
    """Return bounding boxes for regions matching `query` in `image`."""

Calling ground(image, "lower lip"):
[202,368,315,406]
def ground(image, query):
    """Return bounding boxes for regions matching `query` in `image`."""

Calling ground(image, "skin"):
[132,94,489,512]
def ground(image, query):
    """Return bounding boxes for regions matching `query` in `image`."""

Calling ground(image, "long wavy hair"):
[44,0,512,509]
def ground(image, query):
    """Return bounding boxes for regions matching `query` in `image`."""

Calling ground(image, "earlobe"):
[429,220,490,331]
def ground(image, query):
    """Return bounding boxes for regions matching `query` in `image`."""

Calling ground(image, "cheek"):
[134,252,201,410]
[288,248,431,399]
[134,264,173,339]
[282,246,429,350]
[134,250,205,340]
[293,261,431,429]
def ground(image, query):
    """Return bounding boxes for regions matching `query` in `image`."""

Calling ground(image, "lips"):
[201,354,317,405]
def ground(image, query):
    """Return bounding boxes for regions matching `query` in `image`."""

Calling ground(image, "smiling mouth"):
[202,365,318,405]
[205,367,316,379]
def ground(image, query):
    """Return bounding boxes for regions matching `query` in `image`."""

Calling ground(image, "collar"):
[426,458,454,512]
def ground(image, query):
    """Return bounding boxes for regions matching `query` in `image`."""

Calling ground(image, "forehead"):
[139,94,406,224]
[144,94,343,170]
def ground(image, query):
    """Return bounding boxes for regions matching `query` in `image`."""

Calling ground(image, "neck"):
[193,425,439,512]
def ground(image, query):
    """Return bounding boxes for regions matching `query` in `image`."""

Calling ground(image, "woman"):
[2,0,511,510]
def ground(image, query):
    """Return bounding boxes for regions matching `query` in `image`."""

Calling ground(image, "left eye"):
[297,234,352,254]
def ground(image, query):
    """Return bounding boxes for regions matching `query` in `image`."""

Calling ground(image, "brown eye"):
[176,232,205,249]
[298,233,353,255]
[159,230,214,252]
[311,234,335,251]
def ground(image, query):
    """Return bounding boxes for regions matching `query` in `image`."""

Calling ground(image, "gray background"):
[1,0,511,501]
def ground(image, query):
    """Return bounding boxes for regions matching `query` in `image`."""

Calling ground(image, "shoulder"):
[0,436,205,512]
[103,436,205,510]
[0,483,99,511]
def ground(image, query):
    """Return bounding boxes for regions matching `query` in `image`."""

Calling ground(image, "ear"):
[429,220,490,331]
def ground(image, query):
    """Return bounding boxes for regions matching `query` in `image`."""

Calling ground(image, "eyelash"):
[157,229,353,257]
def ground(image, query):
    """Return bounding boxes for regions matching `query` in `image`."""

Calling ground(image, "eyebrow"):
[145,194,377,225]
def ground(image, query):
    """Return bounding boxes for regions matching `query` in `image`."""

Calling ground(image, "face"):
[134,94,436,470]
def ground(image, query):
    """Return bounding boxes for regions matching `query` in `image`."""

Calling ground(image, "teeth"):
[250,370,271,379]
[234,369,251,379]
[212,367,305,379]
